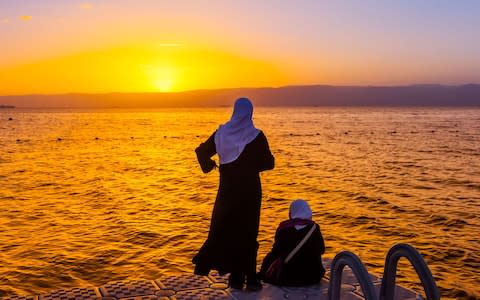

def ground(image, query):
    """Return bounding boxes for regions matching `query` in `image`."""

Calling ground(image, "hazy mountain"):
[1,84,479,108]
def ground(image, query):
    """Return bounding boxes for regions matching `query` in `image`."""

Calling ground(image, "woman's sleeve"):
[195,132,217,173]
[316,224,326,255]
[257,131,275,172]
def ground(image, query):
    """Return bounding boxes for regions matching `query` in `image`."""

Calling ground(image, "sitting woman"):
[258,199,326,286]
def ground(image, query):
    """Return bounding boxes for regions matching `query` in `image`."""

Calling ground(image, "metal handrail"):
[379,243,440,300]
[328,251,378,300]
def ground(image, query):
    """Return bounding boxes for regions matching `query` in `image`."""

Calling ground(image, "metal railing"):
[327,244,439,300]
[328,251,378,300]
[379,243,440,300]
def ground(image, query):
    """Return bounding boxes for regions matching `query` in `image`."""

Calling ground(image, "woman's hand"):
[203,159,217,173]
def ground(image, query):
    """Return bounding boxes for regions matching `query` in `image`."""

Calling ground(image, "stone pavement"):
[0,259,420,300]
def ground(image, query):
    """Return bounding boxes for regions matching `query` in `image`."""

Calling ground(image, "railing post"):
[328,251,378,300]
[379,243,440,300]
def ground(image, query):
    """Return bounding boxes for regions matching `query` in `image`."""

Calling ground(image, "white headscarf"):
[289,199,313,230]
[214,98,260,164]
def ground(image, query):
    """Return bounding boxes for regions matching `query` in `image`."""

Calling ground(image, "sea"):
[0,107,479,299]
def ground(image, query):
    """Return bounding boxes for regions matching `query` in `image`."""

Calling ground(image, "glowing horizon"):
[1,1,480,96]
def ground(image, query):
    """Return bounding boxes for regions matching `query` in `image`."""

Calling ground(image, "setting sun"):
[146,65,178,92]
[155,78,174,92]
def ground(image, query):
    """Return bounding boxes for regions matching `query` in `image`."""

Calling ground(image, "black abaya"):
[258,223,326,286]
[193,130,274,276]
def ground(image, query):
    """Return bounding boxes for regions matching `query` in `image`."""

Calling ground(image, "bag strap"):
[284,224,316,264]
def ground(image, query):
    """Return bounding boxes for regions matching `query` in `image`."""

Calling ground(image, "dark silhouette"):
[259,199,326,286]
[192,97,275,291]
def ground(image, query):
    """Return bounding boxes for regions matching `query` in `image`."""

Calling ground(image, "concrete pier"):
[0,259,420,300]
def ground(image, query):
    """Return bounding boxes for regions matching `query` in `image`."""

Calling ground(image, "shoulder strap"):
[284,224,316,264]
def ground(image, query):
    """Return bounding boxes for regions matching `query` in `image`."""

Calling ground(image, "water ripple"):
[0,107,479,299]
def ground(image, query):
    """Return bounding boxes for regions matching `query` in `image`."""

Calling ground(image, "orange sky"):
[1,1,479,95]
[0,44,290,94]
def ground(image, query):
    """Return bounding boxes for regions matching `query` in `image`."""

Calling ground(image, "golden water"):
[0,107,479,299]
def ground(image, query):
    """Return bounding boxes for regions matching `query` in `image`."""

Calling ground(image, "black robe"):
[259,223,326,286]
[193,130,275,276]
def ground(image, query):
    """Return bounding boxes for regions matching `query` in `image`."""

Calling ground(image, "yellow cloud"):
[19,16,32,21]
[80,3,93,9]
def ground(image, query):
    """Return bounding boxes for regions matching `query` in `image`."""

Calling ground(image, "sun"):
[156,78,174,92]
[147,65,178,92]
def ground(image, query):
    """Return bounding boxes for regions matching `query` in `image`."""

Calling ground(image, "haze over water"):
[0,106,479,299]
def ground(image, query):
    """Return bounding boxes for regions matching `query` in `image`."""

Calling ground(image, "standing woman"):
[193,97,275,291]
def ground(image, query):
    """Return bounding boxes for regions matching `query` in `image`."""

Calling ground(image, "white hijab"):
[289,199,313,230]
[214,98,260,164]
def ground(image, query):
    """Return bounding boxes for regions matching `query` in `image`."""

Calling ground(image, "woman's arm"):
[195,132,217,173]
[257,131,275,172]
[317,224,325,255]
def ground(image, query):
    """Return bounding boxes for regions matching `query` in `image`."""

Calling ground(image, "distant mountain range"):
[1,84,479,108]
